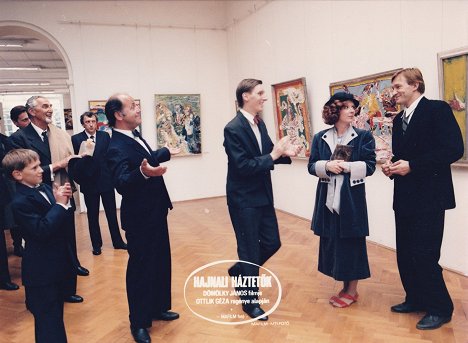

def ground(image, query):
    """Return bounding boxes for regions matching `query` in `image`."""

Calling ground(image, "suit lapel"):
[16,183,53,209]
[397,97,427,149]
[113,130,153,159]
[24,125,51,161]
[238,112,261,155]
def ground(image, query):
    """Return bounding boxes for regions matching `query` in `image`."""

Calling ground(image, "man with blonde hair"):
[382,68,463,330]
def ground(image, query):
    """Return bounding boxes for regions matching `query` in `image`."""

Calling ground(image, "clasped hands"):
[325,160,350,174]
[381,159,411,176]
[271,136,303,160]
[53,182,72,205]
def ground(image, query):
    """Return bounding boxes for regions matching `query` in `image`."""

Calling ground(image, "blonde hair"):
[2,149,39,180]
[392,68,425,93]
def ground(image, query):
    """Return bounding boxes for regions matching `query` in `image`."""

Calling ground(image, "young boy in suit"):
[2,149,74,343]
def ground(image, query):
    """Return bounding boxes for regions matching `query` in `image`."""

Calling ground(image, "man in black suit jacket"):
[105,93,179,343]
[71,112,126,255]
[382,68,464,330]
[0,134,19,291]
[4,149,75,342]
[224,79,301,321]
[9,95,88,303]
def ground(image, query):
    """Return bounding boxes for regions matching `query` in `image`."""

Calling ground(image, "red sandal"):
[330,293,358,308]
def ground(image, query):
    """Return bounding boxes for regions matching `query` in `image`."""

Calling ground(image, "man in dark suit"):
[9,96,88,303]
[71,112,126,255]
[0,134,19,291]
[4,148,75,343]
[8,105,30,257]
[382,68,464,330]
[223,79,301,321]
[105,93,179,343]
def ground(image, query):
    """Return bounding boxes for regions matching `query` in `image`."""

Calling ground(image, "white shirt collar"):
[31,122,48,137]
[240,108,256,126]
[404,94,424,119]
[85,130,97,139]
[113,128,134,138]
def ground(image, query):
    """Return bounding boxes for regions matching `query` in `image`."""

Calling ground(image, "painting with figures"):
[330,69,402,162]
[155,94,201,156]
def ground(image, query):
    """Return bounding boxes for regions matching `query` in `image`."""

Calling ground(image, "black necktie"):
[41,130,49,148]
[132,130,152,153]
[90,135,95,143]
[36,184,54,204]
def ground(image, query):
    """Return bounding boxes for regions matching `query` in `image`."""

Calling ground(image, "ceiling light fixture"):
[0,82,51,86]
[0,67,42,71]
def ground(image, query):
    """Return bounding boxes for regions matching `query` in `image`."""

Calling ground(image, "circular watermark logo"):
[184,260,282,325]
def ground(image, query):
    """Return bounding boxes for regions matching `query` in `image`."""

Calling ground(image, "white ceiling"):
[0,34,69,94]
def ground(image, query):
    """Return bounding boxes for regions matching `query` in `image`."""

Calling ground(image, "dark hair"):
[80,111,98,125]
[2,149,39,180]
[104,96,123,127]
[236,79,262,108]
[322,99,360,125]
[10,105,27,122]
[391,68,425,94]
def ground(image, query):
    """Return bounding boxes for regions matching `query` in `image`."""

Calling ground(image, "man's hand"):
[53,182,72,205]
[326,160,344,174]
[381,160,393,177]
[165,143,181,156]
[283,140,303,157]
[270,136,290,160]
[52,155,82,171]
[141,159,167,177]
[389,160,411,176]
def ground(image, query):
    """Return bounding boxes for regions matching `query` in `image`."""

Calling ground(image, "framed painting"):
[271,78,312,159]
[88,99,141,135]
[438,46,468,165]
[330,69,402,162]
[155,94,201,156]
[63,108,73,130]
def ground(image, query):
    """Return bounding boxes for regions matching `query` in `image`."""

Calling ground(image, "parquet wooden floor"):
[1,197,467,342]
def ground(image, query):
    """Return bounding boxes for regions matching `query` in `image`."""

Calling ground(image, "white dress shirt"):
[31,122,54,181]
[403,94,424,124]
[240,109,262,153]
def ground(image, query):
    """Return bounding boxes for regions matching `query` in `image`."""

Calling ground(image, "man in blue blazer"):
[71,112,126,255]
[105,93,179,343]
[9,96,88,303]
[224,79,301,321]
[382,68,464,330]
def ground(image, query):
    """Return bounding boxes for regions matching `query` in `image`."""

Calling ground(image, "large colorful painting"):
[438,47,468,164]
[88,99,141,135]
[155,94,201,156]
[330,69,402,162]
[271,78,312,159]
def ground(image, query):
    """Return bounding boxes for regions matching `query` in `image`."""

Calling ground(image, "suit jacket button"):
[353,180,356,184]
[351,133,355,136]
[360,179,363,182]
[324,135,327,138]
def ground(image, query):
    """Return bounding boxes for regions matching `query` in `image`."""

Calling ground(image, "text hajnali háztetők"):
[193,275,272,288]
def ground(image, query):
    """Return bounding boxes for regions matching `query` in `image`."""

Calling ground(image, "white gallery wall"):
[226,0,468,275]
[0,0,467,275]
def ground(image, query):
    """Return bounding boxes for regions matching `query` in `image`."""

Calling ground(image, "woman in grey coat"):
[308,92,376,308]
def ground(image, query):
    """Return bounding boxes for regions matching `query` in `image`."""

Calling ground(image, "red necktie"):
[254,115,261,125]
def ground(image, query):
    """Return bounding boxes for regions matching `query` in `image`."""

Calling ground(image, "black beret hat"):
[325,92,360,108]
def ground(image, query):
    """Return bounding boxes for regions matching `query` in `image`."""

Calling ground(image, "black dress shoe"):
[114,243,127,250]
[64,294,84,303]
[76,266,89,276]
[242,305,268,321]
[153,311,179,321]
[92,248,102,255]
[416,314,451,330]
[130,327,151,343]
[0,281,20,291]
[391,302,423,313]
[13,245,24,257]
